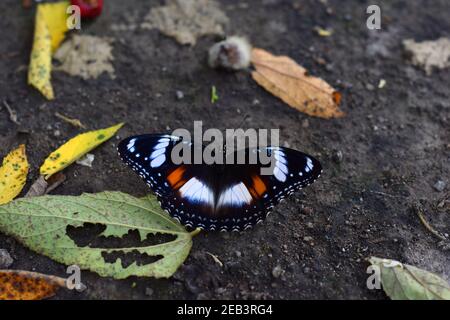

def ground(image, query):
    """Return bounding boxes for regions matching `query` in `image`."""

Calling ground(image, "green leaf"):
[0,191,196,279]
[369,256,450,300]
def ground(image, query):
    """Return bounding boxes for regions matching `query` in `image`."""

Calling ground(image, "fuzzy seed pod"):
[208,36,252,70]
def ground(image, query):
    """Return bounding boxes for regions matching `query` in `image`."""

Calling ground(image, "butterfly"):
[117,134,322,231]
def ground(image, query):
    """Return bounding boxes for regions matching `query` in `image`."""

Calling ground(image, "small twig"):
[413,204,447,241]
[2,100,19,125]
[55,112,86,129]
[206,252,223,267]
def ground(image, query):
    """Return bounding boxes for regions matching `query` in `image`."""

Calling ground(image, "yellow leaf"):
[28,1,69,100]
[0,145,29,205]
[40,123,124,179]
[251,48,344,119]
[314,27,333,37]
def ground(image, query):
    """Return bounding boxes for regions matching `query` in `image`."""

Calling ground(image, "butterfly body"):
[118,134,322,231]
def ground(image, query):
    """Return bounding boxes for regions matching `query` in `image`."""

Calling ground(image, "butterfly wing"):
[117,134,218,223]
[191,146,322,231]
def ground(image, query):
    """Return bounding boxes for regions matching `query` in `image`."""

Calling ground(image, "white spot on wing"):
[150,154,166,168]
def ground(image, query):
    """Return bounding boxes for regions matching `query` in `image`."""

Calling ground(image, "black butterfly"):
[118,134,322,231]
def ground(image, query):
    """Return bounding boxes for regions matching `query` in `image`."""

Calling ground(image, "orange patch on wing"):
[251,175,267,197]
[167,166,187,189]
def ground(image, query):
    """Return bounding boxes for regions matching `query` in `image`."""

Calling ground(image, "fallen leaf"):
[28,1,69,100]
[403,37,450,75]
[369,257,450,300]
[25,173,66,198]
[0,145,29,205]
[141,0,229,45]
[54,35,115,80]
[314,26,333,37]
[251,48,344,118]
[0,270,66,300]
[40,123,124,179]
[0,192,198,279]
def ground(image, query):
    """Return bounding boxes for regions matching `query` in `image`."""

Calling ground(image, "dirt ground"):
[0,0,449,299]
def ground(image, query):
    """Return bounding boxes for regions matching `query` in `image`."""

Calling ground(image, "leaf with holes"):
[0,145,29,205]
[0,192,197,279]
[0,270,67,300]
[369,257,450,300]
[40,123,124,179]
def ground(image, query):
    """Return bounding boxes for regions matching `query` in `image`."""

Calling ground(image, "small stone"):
[365,83,375,91]
[433,180,446,192]
[303,236,313,242]
[235,250,242,258]
[53,130,61,137]
[145,287,154,297]
[306,222,314,228]
[333,150,343,163]
[303,267,310,273]
[175,90,184,100]
[0,249,13,268]
[272,265,284,278]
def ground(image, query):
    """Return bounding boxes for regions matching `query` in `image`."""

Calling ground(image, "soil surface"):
[0,0,449,299]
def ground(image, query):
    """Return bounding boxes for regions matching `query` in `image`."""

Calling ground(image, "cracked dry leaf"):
[40,123,123,179]
[0,145,29,205]
[54,35,115,80]
[369,257,450,300]
[403,38,450,75]
[0,270,66,300]
[28,1,69,100]
[251,48,344,119]
[0,192,196,279]
[141,0,229,45]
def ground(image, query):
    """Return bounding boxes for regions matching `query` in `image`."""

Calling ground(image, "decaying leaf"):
[0,192,197,279]
[141,0,229,45]
[403,38,450,75]
[54,35,116,80]
[0,270,66,300]
[0,145,29,205]
[40,123,123,179]
[369,257,450,300]
[28,1,69,100]
[25,173,66,198]
[251,48,344,119]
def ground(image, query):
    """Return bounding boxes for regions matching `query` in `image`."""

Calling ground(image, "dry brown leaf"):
[54,35,115,80]
[141,0,228,46]
[25,172,66,197]
[251,48,344,119]
[0,270,66,300]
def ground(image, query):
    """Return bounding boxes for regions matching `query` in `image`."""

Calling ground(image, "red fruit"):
[71,0,103,19]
